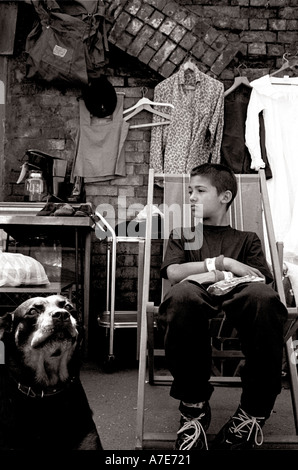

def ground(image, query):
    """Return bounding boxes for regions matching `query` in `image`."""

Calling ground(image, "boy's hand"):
[224,258,265,279]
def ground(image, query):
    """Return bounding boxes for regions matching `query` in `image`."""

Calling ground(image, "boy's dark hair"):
[190,163,238,209]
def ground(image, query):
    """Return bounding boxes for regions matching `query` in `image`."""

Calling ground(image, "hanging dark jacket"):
[25,0,108,85]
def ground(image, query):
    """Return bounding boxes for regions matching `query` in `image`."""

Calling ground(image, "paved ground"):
[81,328,298,453]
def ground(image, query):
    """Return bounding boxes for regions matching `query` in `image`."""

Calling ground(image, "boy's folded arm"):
[180,271,217,285]
[223,257,265,279]
[166,258,265,285]
[166,261,207,285]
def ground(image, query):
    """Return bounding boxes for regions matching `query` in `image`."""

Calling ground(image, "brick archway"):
[107,0,242,78]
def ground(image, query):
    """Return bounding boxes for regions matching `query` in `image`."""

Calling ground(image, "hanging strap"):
[30,0,60,24]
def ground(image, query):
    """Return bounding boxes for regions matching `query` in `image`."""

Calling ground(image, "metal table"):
[0,204,93,355]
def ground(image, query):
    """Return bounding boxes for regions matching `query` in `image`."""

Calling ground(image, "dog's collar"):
[12,376,77,399]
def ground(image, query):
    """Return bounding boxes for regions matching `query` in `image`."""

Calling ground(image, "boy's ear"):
[220,190,233,206]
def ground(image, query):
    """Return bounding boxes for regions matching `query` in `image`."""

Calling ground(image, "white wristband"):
[205,257,216,272]
[223,271,233,281]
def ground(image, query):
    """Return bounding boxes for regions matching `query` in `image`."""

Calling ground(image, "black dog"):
[0,295,102,450]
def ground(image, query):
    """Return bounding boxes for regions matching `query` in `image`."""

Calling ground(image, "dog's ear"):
[0,313,13,340]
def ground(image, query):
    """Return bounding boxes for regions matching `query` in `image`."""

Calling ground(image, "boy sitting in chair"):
[158,163,288,450]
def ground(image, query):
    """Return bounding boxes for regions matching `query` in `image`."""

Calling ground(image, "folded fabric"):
[207,274,265,296]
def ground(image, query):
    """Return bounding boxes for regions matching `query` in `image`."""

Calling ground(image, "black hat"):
[82,76,117,118]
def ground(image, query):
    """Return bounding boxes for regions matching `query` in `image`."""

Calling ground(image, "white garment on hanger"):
[245,74,298,263]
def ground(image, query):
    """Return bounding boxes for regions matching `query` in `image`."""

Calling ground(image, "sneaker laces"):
[177,412,208,450]
[229,408,264,447]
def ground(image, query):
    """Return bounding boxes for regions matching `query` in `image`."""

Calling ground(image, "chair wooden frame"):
[135,168,298,450]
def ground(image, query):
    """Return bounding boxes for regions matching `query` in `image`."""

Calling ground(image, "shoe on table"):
[174,401,211,451]
[212,406,266,450]
[37,202,57,216]
[52,203,75,216]
[74,204,93,217]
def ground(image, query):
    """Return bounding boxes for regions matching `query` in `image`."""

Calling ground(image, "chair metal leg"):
[285,336,298,434]
[147,308,155,385]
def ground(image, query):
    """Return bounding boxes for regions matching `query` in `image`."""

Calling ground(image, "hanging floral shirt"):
[149,67,224,174]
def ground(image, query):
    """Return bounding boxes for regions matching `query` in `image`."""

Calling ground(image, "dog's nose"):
[52,309,70,322]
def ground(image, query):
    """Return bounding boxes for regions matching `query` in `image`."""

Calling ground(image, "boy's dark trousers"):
[159,280,288,419]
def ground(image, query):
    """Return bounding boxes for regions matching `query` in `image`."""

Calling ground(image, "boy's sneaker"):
[174,402,211,450]
[212,406,266,450]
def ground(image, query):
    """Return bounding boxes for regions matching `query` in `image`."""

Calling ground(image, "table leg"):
[83,230,92,356]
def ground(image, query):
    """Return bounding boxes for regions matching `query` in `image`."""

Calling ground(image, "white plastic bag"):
[0,253,50,287]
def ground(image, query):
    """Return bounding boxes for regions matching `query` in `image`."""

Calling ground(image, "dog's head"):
[0,295,80,388]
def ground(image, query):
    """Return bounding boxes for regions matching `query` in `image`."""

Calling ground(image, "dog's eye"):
[64,303,74,312]
[26,308,38,317]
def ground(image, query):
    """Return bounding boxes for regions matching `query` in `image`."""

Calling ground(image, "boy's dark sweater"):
[161,224,272,284]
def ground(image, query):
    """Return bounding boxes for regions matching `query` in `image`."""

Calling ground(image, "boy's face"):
[189,175,224,221]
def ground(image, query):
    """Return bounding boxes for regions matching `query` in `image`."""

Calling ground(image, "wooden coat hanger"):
[123,88,173,129]
[224,65,252,97]
[123,87,174,116]
[270,53,298,85]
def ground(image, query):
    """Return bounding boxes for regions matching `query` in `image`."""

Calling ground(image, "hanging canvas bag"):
[25,0,108,85]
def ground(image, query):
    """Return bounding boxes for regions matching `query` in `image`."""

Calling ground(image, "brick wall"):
[108,0,298,80]
[2,0,298,345]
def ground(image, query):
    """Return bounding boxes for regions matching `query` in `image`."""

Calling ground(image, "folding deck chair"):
[135,168,298,450]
